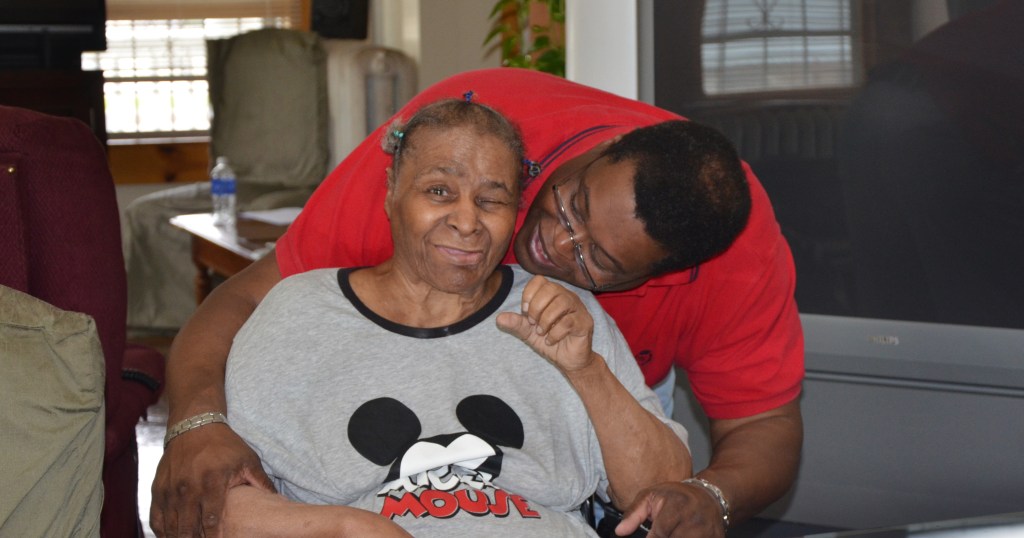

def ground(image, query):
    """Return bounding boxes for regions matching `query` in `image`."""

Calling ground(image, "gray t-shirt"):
[226,265,687,537]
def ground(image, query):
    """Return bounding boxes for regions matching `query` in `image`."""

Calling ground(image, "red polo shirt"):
[276,68,803,419]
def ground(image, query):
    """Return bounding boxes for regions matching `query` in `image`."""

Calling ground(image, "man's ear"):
[587,135,621,156]
[602,134,624,147]
[384,167,396,219]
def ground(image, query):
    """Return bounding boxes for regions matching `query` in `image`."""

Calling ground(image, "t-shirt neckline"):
[336,265,514,339]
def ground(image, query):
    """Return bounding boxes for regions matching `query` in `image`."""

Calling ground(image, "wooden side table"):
[169,213,287,304]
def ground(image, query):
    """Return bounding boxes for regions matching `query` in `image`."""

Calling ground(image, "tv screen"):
[654,1,1024,528]
[686,2,1024,333]
[830,1,1023,331]
[0,0,107,68]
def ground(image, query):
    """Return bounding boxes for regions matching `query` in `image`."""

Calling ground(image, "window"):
[81,0,303,140]
[702,0,855,95]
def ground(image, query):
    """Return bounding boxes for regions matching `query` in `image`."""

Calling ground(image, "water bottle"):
[210,156,237,226]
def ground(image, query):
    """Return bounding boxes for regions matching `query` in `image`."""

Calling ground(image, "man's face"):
[513,149,668,291]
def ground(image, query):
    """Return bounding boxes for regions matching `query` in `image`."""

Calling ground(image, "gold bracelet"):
[682,477,730,530]
[163,411,228,448]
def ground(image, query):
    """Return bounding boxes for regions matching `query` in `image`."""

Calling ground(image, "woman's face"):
[385,124,520,294]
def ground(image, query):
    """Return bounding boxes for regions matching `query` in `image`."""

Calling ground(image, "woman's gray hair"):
[380,98,526,190]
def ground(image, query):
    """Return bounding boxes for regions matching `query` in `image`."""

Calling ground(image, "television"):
[0,0,107,69]
[650,0,1024,530]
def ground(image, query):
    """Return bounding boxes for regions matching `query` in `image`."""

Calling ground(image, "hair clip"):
[523,158,541,178]
[463,90,475,103]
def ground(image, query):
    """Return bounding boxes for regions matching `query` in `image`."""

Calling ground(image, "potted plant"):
[484,0,565,77]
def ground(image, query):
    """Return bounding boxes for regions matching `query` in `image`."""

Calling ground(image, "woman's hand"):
[496,275,596,372]
[150,423,275,538]
[224,485,413,537]
[224,483,415,532]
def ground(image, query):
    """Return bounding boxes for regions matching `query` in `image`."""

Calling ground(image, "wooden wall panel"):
[107,142,210,184]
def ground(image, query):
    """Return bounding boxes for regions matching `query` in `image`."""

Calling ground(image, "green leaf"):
[536,49,565,71]
[486,0,565,78]
[489,0,514,19]
[549,0,565,21]
[501,35,520,58]
[517,3,530,23]
[482,26,504,46]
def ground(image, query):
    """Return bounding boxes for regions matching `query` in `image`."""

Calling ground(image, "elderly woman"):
[216,98,690,537]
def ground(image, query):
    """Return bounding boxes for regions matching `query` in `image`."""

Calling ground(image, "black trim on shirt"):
[336,265,515,339]
[537,124,616,169]
[522,125,617,191]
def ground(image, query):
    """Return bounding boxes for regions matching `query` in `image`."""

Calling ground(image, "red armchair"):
[0,105,165,537]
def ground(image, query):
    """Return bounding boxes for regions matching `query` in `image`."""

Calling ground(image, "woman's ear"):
[384,167,396,219]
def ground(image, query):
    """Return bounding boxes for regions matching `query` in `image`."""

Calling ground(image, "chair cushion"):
[207,28,329,188]
[0,285,104,537]
[0,105,127,392]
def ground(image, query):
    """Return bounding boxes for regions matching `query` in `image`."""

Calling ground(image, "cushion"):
[207,28,329,188]
[0,285,104,537]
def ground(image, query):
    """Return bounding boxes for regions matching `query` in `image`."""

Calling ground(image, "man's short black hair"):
[603,120,751,275]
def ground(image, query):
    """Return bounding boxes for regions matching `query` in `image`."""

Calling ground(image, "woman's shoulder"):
[268,267,347,299]
[278,267,339,283]
[505,264,601,308]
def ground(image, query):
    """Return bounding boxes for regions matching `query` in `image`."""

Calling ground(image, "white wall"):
[369,0,500,92]
[374,0,651,96]
[369,0,421,65]
[417,0,501,90]
[565,0,639,100]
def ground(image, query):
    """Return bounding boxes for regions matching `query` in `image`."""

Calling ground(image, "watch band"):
[682,477,731,530]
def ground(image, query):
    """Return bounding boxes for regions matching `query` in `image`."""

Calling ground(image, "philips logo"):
[868,335,900,346]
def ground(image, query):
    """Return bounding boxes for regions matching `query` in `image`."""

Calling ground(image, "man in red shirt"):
[153,68,803,538]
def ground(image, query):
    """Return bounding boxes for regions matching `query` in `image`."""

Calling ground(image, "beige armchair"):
[123,29,414,330]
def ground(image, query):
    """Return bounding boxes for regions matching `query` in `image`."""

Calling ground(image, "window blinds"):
[87,0,305,137]
[106,0,303,22]
[702,0,854,95]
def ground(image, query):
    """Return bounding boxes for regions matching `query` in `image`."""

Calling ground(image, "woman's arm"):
[150,253,283,538]
[562,354,693,506]
[496,275,692,507]
[223,485,412,537]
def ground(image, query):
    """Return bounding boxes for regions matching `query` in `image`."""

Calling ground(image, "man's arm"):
[223,485,412,537]
[150,252,283,538]
[616,399,803,537]
[702,400,803,523]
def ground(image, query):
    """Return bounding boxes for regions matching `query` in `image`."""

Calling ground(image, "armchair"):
[123,28,330,330]
[122,29,416,331]
[0,104,165,537]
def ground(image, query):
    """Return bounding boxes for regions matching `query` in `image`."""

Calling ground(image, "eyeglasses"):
[552,177,601,291]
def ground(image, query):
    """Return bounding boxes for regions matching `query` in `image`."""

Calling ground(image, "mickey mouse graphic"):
[347,394,542,521]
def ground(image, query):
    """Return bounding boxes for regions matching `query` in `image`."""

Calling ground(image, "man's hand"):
[150,423,275,538]
[495,275,596,372]
[614,481,726,538]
